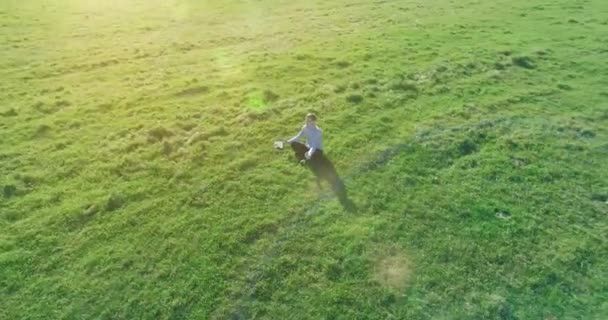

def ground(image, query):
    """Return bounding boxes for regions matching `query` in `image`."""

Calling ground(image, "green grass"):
[1,0,607,319]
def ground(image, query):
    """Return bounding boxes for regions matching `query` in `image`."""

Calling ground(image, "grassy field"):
[1,0,608,318]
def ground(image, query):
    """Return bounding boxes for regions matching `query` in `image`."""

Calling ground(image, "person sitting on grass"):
[283,113,353,210]
[287,113,323,165]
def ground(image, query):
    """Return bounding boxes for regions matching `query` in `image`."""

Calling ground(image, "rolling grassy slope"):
[1,0,607,318]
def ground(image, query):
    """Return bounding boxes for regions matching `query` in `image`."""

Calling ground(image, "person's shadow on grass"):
[289,142,356,212]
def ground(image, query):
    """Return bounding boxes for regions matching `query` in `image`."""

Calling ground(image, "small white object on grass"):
[274,141,284,150]
[495,211,511,220]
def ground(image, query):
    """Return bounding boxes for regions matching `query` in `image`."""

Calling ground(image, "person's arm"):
[287,126,305,143]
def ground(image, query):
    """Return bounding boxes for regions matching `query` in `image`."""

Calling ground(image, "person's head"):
[305,113,317,125]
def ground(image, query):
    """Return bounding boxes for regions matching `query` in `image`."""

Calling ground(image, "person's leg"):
[289,141,308,162]
[310,149,324,162]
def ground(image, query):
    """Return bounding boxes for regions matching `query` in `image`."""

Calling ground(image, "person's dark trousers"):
[289,141,309,162]
[289,141,334,184]
[289,141,325,162]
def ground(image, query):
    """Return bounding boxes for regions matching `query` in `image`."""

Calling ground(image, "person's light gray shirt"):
[288,124,323,155]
